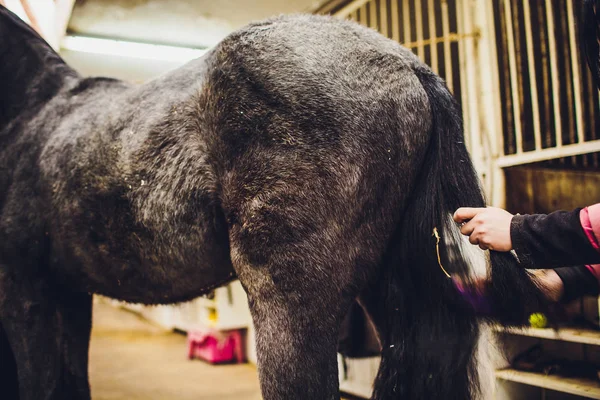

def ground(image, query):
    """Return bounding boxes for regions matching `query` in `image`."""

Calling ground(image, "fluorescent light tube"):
[61,35,208,63]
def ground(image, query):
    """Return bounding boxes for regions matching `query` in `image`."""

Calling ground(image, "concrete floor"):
[89,301,262,400]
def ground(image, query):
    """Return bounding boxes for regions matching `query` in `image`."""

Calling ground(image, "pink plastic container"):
[187,328,245,364]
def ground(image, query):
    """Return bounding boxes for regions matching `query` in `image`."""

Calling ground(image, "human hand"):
[453,206,514,251]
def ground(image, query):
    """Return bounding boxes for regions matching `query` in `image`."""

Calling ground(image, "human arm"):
[510,208,600,268]
[454,205,600,303]
[453,206,600,268]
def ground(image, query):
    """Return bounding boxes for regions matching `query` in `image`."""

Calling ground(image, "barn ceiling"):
[67,0,329,49]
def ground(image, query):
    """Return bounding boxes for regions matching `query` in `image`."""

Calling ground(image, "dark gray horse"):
[0,7,545,400]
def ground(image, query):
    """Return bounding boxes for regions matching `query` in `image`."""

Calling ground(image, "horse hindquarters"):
[221,151,406,399]
[0,269,93,400]
[203,15,450,399]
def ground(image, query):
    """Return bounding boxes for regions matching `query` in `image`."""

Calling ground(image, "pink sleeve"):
[586,264,600,283]
[579,204,600,251]
[581,204,600,284]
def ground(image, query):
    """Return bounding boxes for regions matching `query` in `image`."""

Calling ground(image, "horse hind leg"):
[227,199,372,399]
[232,243,358,399]
[244,281,348,399]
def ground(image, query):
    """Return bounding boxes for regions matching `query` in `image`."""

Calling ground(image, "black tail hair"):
[582,0,600,89]
[372,69,546,400]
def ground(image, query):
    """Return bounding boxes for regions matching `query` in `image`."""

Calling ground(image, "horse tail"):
[582,0,600,89]
[371,68,546,400]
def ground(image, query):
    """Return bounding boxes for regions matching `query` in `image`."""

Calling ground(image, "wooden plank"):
[557,0,575,156]
[537,0,552,149]
[427,0,438,73]
[415,0,424,60]
[496,369,600,399]
[390,0,400,42]
[494,325,600,346]
[497,0,515,155]
[313,0,351,14]
[441,1,453,91]
[360,3,368,26]
[496,140,600,168]
[546,0,563,148]
[504,165,600,215]
[567,0,584,144]
[502,0,523,154]
[522,0,541,151]
[369,0,377,29]
[456,0,472,151]
[335,0,372,18]
[504,167,534,213]
[402,0,410,44]
[380,0,388,37]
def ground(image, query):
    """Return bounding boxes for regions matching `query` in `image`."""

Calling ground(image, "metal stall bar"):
[567,0,584,144]
[428,0,439,73]
[441,0,453,92]
[545,0,563,148]
[456,0,471,151]
[522,0,542,151]
[369,0,378,29]
[415,0,425,60]
[502,0,523,154]
[497,141,600,168]
[460,0,484,169]
[335,0,372,18]
[380,0,388,37]
[391,0,400,42]
[360,2,368,26]
[403,0,411,45]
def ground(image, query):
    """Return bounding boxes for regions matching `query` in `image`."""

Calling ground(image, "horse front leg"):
[0,320,19,400]
[0,269,92,400]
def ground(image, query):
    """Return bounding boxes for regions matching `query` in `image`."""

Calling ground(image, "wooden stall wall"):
[505,167,600,214]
